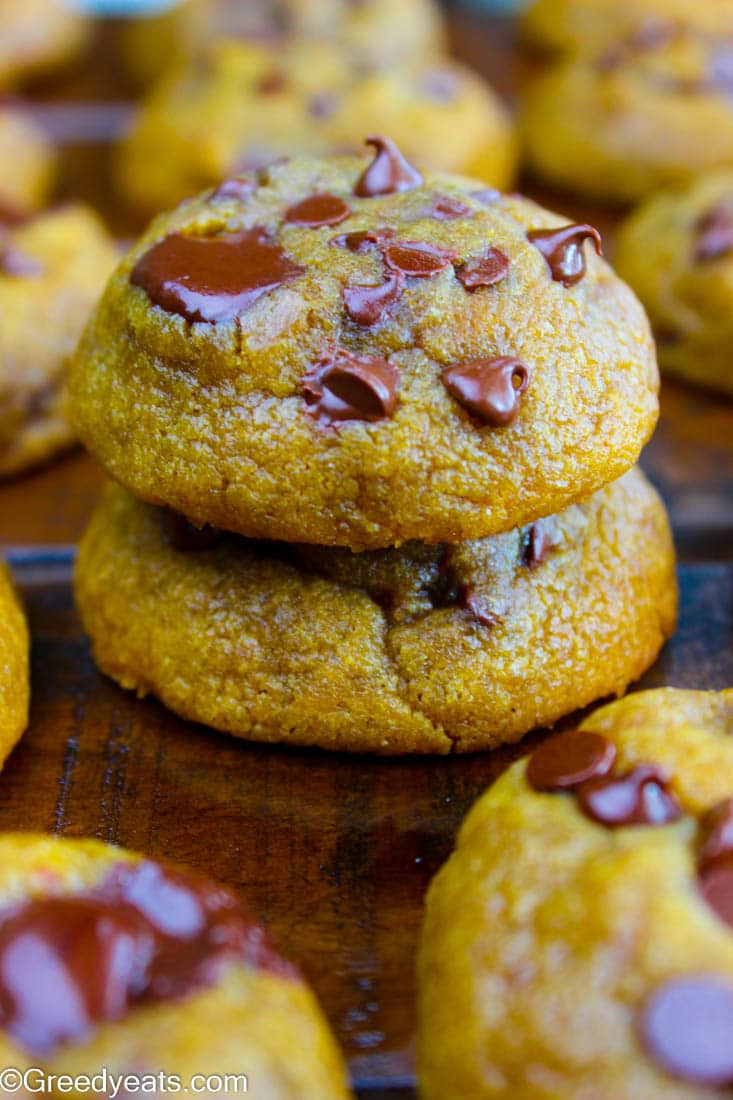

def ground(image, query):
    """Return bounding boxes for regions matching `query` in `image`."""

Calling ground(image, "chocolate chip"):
[256,70,288,95]
[471,188,501,205]
[695,202,733,261]
[461,588,497,628]
[303,349,399,424]
[308,92,338,119]
[354,136,423,198]
[527,224,603,287]
[130,227,304,324]
[162,511,222,552]
[700,862,733,929]
[329,228,394,252]
[456,248,510,290]
[641,977,733,1085]
[577,764,681,827]
[382,239,456,278]
[707,45,733,96]
[421,70,460,103]
[523,520,556,569]
[284,193,351,228]
[429,195,472,221]
[699,799,733,868]
[210,177,257,203]
[343,272,404,326]
[527,730,616,792]
[0,247,43,277]
[442,356,530,427]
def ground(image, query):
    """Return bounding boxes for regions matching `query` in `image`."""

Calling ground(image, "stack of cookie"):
[70,138,677,755]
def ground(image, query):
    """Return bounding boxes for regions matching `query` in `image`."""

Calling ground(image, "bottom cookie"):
[0,833,351,1099]
[0,562,28,767]
[75,468,676,754]
[418,687,733,1099]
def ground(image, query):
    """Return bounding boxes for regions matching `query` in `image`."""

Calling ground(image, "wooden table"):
[2,5,733,1097]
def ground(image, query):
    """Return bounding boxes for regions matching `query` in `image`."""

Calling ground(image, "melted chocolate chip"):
[695,202,733,261]
[382,239,456,278]
[700,862,733,929]
[0,859,294,1057]
[308,92,338,119]
[577,764,681,827]
[303,349,399,424]
[256,70,288,95]
[330,228,394,252]
[210,177,257,203]
[527,730,616,792]
[699,799,733,868]
[527,224,603,287]
[523,520,556,569]
[429,195,472,221]
[162,511,222,552]
[354,136,423,198]
[461,588,497,628]
[284,193,351,228]
[641,977,733,1085]
[707,45,733,96]
[442,356,530,427]
[130,228,304,324]
[456,248,510,290]
[343,272,404,326]
[0,247,43,277]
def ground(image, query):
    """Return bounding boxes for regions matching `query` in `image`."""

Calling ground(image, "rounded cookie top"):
[0,833,351,1098]
[0,564,28,768]
[616,172,733,396]
[522,0,733,57]
[117,38,516,216]
[523,23,733,202]
[73,142,657,549]
[75,467,675,753]
[419,687,733,1100]
[0,204,119,478]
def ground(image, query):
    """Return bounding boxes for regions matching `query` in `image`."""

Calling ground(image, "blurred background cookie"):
[0,564,28,770]
[0,106,55,219]
[0,0,89,89]
[615,173,733,396]
[522,23,733,202]
[116,40,515,217]
[0,204,117,478]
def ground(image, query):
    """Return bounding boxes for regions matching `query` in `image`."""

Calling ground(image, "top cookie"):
[522,0,733,56]
[70,141,658,550]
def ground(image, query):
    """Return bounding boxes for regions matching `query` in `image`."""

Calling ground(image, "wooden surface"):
[0,4,732,1098]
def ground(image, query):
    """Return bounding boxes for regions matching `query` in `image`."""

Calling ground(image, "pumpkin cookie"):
[0,0,89,88]
[0,563,28,768]
[0,106,55,218]
[615,173,733,396]
[0,833,351,1098]
[523,23,733,202]
[418,687,733,1099]
[0,204,118,478]
[74,467,675,755]
[522,0,733,57]
[117,40,515,217]
[73,145,656,550]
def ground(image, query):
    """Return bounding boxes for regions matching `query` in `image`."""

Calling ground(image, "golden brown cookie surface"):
[0,833,352,1099]
[117,39,515,218]
[523,24,733,202]
[0,563,28,768]
[419,688,733,1099]
[74,150,656,549]
[615,173,733,396]
[74,468,676,755]
[0,107,55,218]
[0,204,118,478]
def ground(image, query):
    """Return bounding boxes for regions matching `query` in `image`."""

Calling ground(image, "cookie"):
[0,204,118,478]
[0,0,88,88]
[0,106,55,218]
[212,0,445,68]
[615,173,733,396]
[522,0,733,57]
[523,24,733,202]
[418,687,733,1099]
[0,563,28,768]
[73,145,656,550]
[116,39,516,217]
[0,834,351,1098]
[74,467,675,755]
